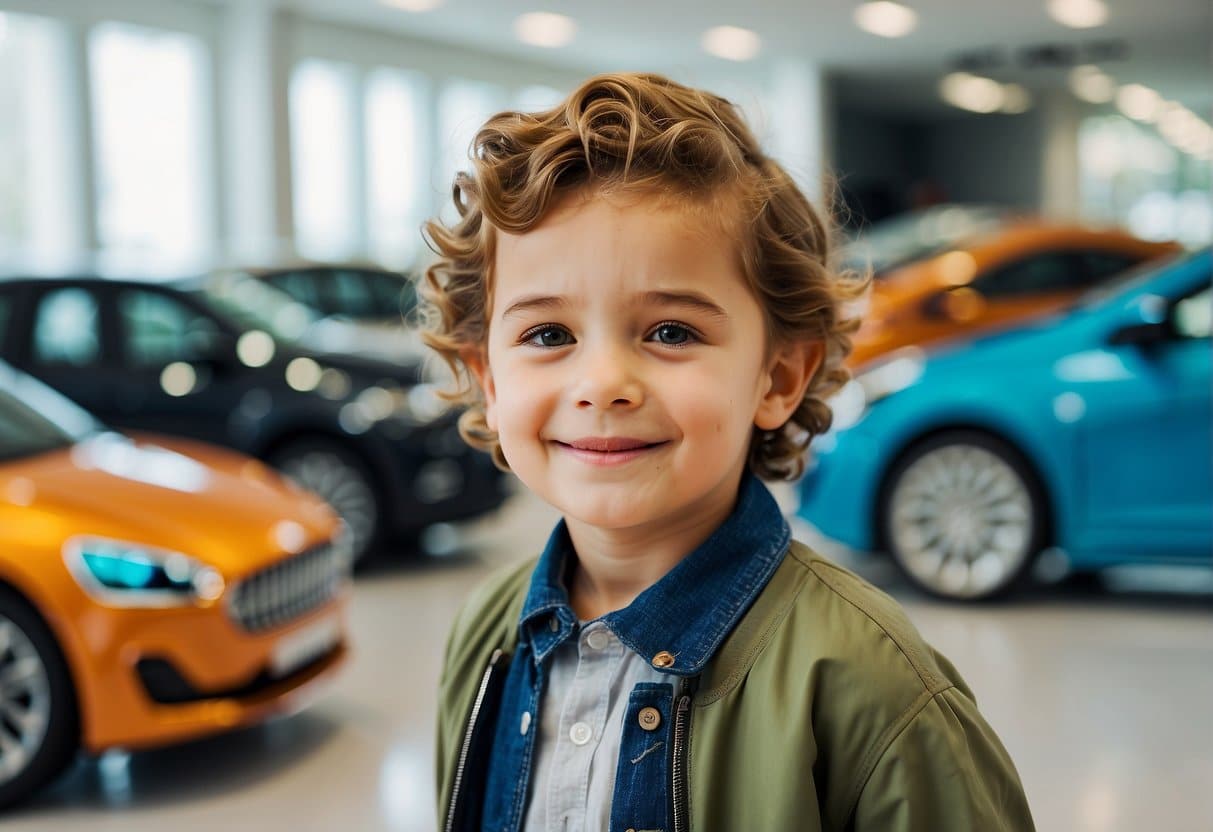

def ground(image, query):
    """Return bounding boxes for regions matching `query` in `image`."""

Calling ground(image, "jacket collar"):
[518,472,790,676]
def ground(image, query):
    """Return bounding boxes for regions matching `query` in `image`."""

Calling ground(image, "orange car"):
[850,222,1181,368]
[0,362,351,807]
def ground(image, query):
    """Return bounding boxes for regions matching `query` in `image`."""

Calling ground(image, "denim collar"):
[518,472,790,676]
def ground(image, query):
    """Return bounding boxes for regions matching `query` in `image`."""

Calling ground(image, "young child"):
[424,73,1034,832]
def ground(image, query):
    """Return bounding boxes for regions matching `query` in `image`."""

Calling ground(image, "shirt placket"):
[545,621,623,832]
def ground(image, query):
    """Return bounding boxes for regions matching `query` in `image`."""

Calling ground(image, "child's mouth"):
[554,437,670,466]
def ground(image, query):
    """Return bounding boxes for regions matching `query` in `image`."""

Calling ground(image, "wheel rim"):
[0,616,52,786]
[888,443,1034,599]
[278,450,378,561]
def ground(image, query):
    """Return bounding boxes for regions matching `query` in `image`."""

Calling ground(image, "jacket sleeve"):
[849,685,1036,832]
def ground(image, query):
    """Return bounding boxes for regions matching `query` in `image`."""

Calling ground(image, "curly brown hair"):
[418,72,867,481]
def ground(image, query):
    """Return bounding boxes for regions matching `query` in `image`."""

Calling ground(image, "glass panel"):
[330,270,376,317]
[975,254,1079,298]
[269,271,323,311]
[89,22,214,266]
[437,79,505,224]
[366,68,428,269]
[33,288,101,366]
[118,290,221,367]
[290,59,358,261]
[0,12,78,261]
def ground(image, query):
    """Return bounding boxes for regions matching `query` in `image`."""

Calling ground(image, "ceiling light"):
[1046,0,1108,29]
[999,84,1032,114]
[701,25,761,61]
[939,72,1005,114]
[1069,65,1115,103]
[379,0,444,11]
[854,2,919,38]
[513,12,577,48]
[1115,83,1162,122]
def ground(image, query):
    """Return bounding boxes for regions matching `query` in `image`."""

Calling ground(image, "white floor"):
[7,485,1213,831]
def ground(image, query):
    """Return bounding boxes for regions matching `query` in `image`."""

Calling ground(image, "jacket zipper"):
[445,648,505,832]
[671,675,698,832]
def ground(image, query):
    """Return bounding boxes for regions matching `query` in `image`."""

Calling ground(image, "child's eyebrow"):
[500,294,568,320]
[638,290,730,322]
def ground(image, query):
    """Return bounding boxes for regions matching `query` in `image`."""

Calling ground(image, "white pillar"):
[217,0,292,263]
[767,58,829,208]
[1040,89,1081,221]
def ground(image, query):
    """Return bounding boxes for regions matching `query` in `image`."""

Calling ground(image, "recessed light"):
[1046,0,1108,29]
[701,25,761,61]
[1069,65,1115,103]
[1115,84,1161,122]
[939,72,1004,114]
[379,0,444,12]
[513,12,577,48]
[853,2,919,38]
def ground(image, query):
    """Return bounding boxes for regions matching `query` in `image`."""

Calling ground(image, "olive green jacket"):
[436,541,1035,831]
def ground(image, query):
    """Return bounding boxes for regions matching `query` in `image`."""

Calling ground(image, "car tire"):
[270,439,383,568]
[0,587,78,809]
[878,431,1047,601]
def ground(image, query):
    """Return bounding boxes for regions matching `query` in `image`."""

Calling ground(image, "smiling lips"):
[555,436,669,466]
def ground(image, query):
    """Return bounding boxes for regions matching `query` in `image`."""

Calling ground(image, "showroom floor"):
[7,485,1212,832]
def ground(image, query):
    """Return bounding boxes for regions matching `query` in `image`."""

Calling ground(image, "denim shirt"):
[479,473,791,832]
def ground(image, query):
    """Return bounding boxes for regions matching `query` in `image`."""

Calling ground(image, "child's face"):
[471,191,814,533]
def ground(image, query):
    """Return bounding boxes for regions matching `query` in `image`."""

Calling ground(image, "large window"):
[365,68,428,268]
[0,12,78,261]
[1080,115,1212,248]
[89,22,214,266]
[290,59,359,261]
[437,79,506,223]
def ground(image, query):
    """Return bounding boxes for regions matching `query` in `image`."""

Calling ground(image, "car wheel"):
[270,439,383,567]
[878,431,1046,601]
[0,588,78,809]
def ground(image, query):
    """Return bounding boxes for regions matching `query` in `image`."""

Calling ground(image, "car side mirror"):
[922,287,987,322]
[1107,320,1172,347]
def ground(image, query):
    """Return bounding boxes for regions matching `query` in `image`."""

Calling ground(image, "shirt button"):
[569,722,592,746]
[652,650,675,669]
[585,629,610,650]
[520,711,531,736]
[638,707,661,731]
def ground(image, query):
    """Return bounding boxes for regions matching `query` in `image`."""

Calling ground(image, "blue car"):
[798,250,1211,600]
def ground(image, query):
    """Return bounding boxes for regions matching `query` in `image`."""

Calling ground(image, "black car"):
[242,263,417,324]
[0,275,506,564]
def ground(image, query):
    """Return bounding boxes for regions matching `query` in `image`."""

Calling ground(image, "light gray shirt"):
[522,619,667,832]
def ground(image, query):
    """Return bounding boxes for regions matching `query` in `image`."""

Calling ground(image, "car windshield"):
[0,361,103,463]
[195,272,320,343]
[843,205,1011,276]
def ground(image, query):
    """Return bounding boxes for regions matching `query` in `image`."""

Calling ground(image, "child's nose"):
[571,349,644,410]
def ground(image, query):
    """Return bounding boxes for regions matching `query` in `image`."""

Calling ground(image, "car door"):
[106,285,250,447]
[13,284,123,417]
[1078,282,1212,557]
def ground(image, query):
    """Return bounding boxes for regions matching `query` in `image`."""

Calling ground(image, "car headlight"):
[830,347,927,432]
[64,537,225,607]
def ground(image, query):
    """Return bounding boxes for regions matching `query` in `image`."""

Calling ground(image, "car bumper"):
[796,427,888,552]
[73,590,350,753]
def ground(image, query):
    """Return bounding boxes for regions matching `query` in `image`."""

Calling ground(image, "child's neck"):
[563,485,739,621]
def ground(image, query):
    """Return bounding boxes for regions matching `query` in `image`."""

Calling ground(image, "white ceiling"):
[281,0,1212,113]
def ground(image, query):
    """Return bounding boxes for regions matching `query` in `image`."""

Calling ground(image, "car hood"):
[0,433,338,577]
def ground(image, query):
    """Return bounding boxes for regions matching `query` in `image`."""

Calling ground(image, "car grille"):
[228,541,348,633]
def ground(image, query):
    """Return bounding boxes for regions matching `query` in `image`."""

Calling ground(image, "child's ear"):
[754,340,824,431]
[461,348,498,431]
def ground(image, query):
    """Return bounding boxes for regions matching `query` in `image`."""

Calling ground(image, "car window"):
[268,271,322,311]
[1173,288,1211,340]
[974,253,1081,299]
[329,270,377,317]
[0,294,10,346]
[1079,251,1140,286]
[366,272,414,319]
[33,288,102,366]
[118,290,221,367]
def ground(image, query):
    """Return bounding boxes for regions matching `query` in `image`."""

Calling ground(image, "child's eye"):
[647,322,697,346]
[521,325,575,348]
